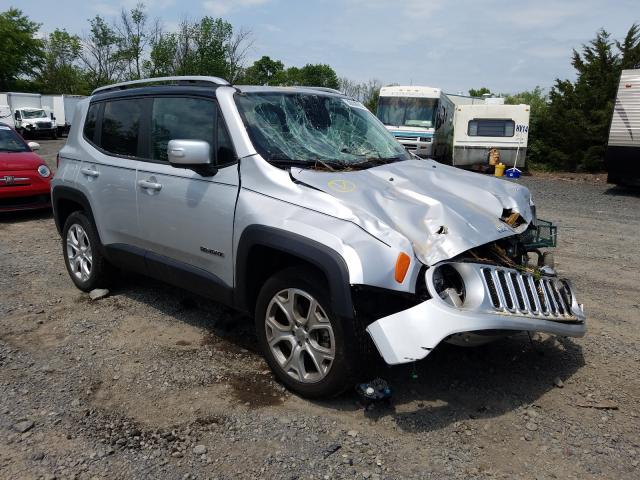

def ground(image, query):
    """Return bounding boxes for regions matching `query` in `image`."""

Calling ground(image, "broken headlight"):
[431,264,465,307]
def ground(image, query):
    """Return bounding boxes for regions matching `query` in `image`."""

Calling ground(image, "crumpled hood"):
[290,159,533,266]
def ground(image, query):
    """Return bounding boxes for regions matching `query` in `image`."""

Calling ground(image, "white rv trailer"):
[0,92,58,138]
[448,103,530,167]
[605,69,640,186]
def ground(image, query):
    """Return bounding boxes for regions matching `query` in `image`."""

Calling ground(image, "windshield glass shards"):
[235,92,409,169]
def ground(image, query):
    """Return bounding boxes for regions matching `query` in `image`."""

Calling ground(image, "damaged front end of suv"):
[232,86,585,389]
[367,232,586,365]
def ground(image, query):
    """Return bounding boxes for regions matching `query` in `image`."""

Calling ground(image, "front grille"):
[480,266,577,320]
[36,122,52,129]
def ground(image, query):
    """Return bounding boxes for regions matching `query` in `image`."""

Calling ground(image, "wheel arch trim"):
[234,225,354,319]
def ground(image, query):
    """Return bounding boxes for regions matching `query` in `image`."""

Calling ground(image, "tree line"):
[1,5,638,171]
[471,25,640,171]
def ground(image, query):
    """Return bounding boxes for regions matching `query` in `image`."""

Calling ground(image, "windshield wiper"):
[266,155,348,170]
[351,156,406,169]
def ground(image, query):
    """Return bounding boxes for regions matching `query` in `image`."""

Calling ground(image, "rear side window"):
[101,99,143,156]
[468,119,515,137]
[83,103,99,142]
[151,97,215,162]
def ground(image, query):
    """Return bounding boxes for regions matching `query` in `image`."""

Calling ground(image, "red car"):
[0,125,52,212]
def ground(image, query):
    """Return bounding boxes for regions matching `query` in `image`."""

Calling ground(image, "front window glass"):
[151,97,215,162]
[0,126,29,152]
[22,109,46,119]
[376,97,438,128]
[235,92,409,167]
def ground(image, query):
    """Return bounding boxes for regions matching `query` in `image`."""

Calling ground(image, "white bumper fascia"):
[366,299,586,365]
[366,261,586,365]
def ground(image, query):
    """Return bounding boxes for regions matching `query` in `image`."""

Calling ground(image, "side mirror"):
[168,139,217,176]
[28,141,40,151]
[168,139,211,165]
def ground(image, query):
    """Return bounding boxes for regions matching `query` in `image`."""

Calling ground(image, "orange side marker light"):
[395,252,411,283]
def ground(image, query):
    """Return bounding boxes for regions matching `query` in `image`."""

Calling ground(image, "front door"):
[136,95,238,293]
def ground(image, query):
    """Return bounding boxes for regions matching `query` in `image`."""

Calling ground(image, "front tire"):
[255,268,357,398]
[62,211,112,292]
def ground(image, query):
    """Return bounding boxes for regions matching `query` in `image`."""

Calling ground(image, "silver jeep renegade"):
[52,76,586,398]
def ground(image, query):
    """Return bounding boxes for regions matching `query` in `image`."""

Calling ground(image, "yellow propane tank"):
[488,148,500,166]
[494,162,506,177]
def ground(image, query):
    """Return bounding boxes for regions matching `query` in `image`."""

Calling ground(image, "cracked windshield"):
[235,92,409,168]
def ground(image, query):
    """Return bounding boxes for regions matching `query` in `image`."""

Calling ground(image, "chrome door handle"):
[81,167,99,178]
[137,179,162,191]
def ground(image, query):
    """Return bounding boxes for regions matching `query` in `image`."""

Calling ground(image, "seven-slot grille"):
[480,266,576,320]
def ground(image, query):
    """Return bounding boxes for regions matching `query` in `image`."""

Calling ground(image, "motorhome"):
[0,92,58,139]
[445,103,530,167]
[376,86,445,157]
[605,69,640,186]
[376,86,484,158]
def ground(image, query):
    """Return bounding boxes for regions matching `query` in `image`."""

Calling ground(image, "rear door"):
[136,95,239,292]
[77,99,142,248]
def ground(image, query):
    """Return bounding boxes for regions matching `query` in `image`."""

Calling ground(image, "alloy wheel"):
[265,288,335,383]
[66,224,93,282]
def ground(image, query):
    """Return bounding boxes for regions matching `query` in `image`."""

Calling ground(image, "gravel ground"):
[1,139,639,479]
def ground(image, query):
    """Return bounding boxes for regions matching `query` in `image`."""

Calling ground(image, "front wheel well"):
[241,245,328,315]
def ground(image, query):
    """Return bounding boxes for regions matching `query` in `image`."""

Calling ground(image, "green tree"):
[117,2,155,80]
[505,87,548,168]
[538,27,639,171]
[241,56,285,85]
[36,29,86,94]
[284,64,339,89]
[81,15,126,90]
[145,17,251,82]
[468,87,491,97]
[0,8,44,90]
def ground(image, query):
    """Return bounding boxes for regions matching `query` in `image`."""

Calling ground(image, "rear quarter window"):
[83,103,99,142]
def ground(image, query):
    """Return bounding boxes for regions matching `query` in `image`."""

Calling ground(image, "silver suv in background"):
[52,77,586,398]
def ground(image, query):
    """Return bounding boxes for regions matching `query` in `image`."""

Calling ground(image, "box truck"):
[0,92,58,139]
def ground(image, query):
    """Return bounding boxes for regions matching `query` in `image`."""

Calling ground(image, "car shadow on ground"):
[318,334,584,433]
[603,185,640,197]
[110,271,585,433]
[0,208,53,224]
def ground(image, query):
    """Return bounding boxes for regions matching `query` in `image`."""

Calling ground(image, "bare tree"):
[226,27,253,83]
[117,2,157,80]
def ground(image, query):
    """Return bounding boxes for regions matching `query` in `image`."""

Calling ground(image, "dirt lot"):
[1,139,639,479]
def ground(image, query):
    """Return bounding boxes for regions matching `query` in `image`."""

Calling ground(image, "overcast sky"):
[9,0,639,94]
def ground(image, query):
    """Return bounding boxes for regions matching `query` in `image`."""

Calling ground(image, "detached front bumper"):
[366,262,586,365]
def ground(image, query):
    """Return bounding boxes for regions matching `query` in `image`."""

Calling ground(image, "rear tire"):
[62,211,112,292]
[255,267,359,398]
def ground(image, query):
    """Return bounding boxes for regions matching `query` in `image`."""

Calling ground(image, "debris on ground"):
[89,288,110,300]
[356,378,392,406]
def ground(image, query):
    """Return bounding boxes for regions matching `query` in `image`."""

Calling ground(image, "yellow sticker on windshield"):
[328,179,356,193]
